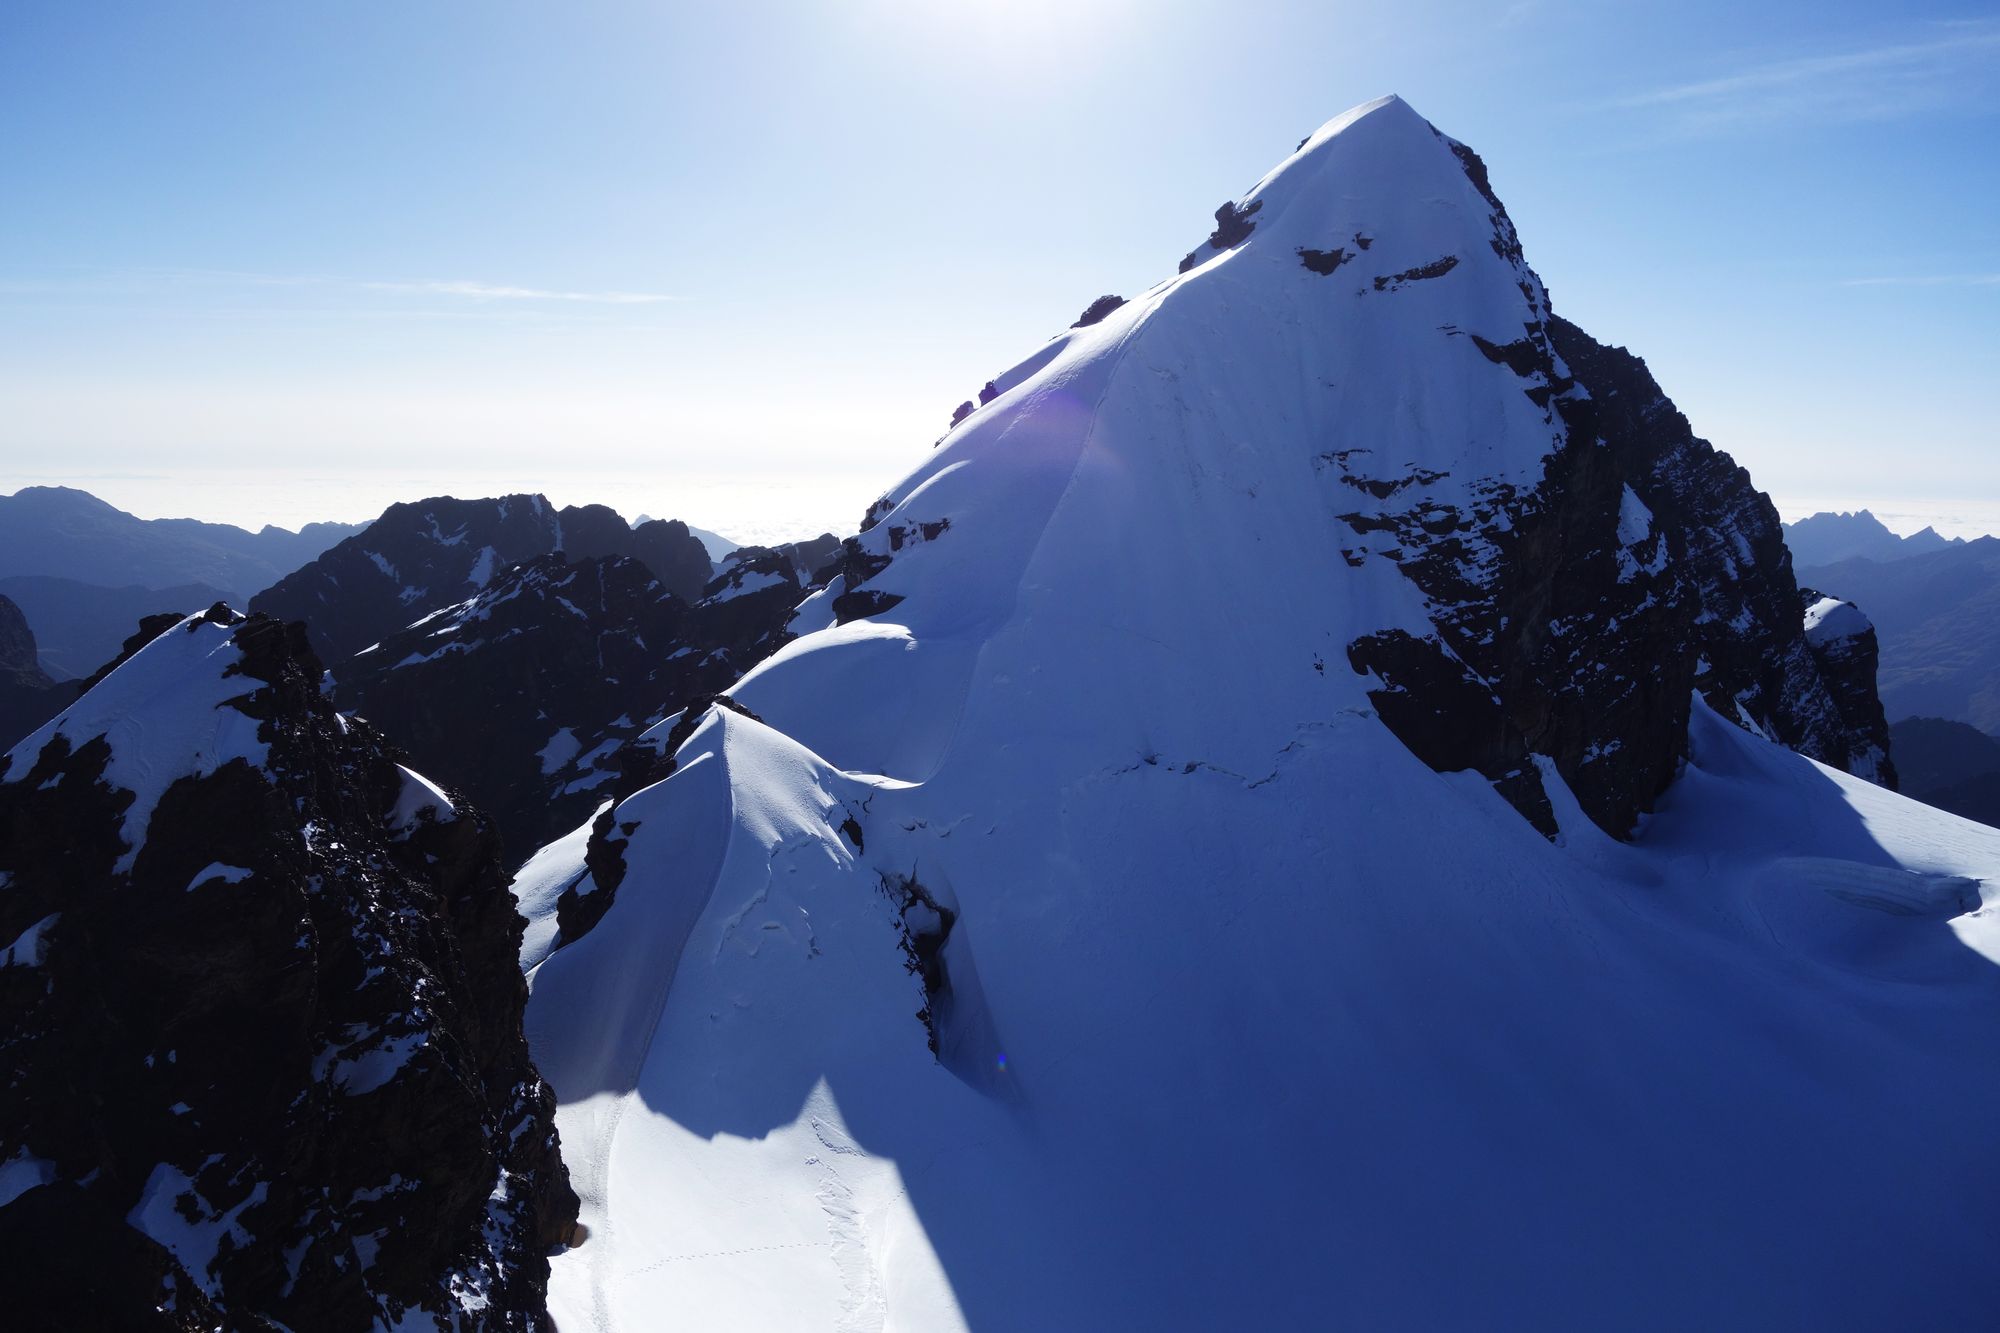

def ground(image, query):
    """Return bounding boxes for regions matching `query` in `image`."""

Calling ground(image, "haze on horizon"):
[2,0,1995,543]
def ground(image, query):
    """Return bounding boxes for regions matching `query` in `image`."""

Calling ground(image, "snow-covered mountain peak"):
[513,104,1968,1330]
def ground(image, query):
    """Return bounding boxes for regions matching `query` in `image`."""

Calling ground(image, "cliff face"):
[0,606,575,1329]
[0,593,70,752]
[1798,591,1897,787]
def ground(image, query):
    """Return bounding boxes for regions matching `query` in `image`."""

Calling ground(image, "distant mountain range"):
[1783,508,1962,567]
[0,487,361,680]
[0,486,363,604]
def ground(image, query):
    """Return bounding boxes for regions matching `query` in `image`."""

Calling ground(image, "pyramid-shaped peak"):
[1171,96,1512,290]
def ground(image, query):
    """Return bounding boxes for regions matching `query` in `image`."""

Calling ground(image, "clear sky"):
[2,1,1995,542]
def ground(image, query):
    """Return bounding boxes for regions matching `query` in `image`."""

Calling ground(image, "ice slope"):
[521,96,2000,1329]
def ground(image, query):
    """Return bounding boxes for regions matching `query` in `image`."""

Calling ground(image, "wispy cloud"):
[1617,18,2000,136]
[0,266,684,308]
[360,279,682,305]
[1843,273,2000,288]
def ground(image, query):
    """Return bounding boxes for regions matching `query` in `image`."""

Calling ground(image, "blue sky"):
[1,0,1995,540]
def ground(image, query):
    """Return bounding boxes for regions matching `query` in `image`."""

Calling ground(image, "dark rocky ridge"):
[1797,589,1896,787]
[339,539,840,867]
[0,606,576,1329]
[252,494,713,662]
[1323,129,1898,835]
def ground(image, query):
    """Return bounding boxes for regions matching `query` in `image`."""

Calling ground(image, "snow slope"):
[521,97,2000,1329]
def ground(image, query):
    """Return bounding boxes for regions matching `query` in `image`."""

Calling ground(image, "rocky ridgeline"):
[336,536,839,863]
[252,494,713,662]
[0,606,576,1329]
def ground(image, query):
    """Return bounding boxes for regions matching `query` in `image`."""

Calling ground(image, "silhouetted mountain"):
[1783,509,1959,567]
[0,486,360,602]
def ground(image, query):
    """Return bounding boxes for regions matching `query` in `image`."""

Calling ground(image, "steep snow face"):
[522,97,2000,1330]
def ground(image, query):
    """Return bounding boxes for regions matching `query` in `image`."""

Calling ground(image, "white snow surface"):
[1,912,57,967]
[1803,593,1872,645]
[185,863,253,892]
[388,763,457,833]
[2,612,269,872]
[520,97,2000,1330]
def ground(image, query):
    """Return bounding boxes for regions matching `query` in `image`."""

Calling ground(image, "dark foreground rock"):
[0,605,576,1330]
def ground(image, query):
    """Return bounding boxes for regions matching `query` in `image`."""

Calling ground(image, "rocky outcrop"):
[1799,592,1897,786]
[251,494,713,661]
[0,606,576,1329]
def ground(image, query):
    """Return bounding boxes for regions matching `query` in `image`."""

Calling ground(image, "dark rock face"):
[0,485,360,602]
[0,593,52,692]
[339,541,836,867]
[1341,131,1896,837]
[0,593,72,753]
[0,607,576,1329]
[251,494,713,661]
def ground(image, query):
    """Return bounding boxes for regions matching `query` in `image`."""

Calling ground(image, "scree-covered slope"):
[519,96,2000,1330]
